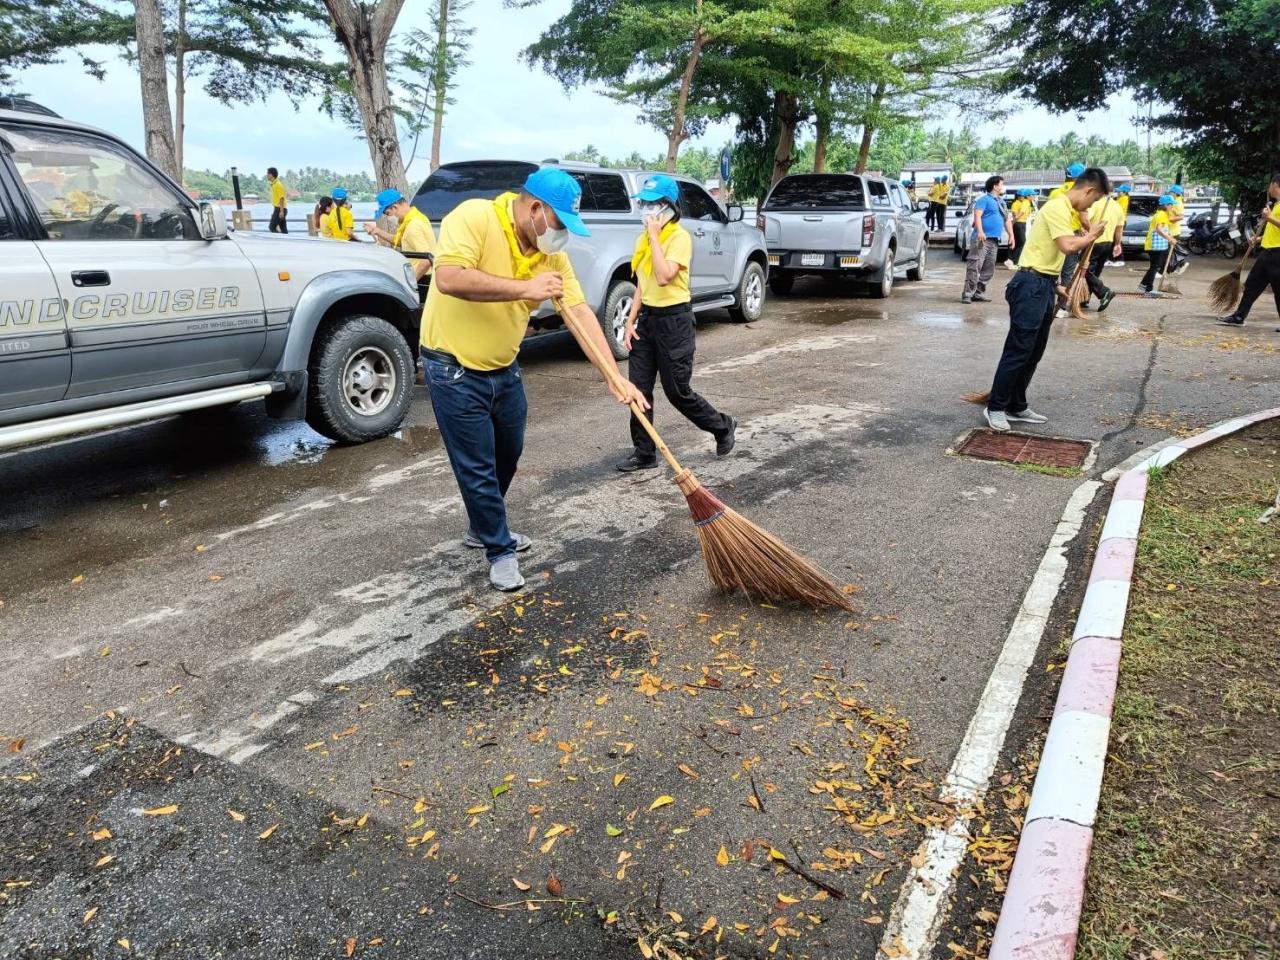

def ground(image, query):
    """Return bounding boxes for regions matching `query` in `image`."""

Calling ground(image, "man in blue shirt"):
[962,175,1013,304]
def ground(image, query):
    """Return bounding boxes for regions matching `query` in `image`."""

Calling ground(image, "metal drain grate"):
[955,429,1093,469]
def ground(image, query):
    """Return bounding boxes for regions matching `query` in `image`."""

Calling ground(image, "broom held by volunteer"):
[1218,174,1280,326]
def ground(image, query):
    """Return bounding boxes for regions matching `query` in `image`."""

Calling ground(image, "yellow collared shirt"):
[325,205,354,241]
[1017,194,1081,276]
[1261,205,1280,249]
[420,198,586,371]
[270,179,287,208]
[1087,197,1125,248]
[394,206,436,256]
[635,224,693,308]
[1048,179,1074,200]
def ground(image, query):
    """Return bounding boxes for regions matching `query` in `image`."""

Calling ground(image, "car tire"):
[868,247,895,299]
[728,261,767,322]
[953,238,963,257]
[769,272,795,296]
[600,278,635,360]
[305,314,414,443]
[906,243,927,281]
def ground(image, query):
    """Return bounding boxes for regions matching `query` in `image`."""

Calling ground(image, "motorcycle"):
[1185,212,1232,256]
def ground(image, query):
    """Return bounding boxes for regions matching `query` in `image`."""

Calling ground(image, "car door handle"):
[693,228,706,237]
[71,270,111,287]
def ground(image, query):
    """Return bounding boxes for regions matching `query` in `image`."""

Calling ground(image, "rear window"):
[764,175,865,211]
[1126,196,1159,216]
[577,172,631,212]
[412,161,538,221]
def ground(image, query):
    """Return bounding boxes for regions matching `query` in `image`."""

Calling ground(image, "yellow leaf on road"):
[677,763,700,780]
[72,575,85,585]
[83,907,98,923]
[613,773,627,788]
[94,854,115,868]
[142,804,178,817]
[393,688,413,697]
[716,846,731,867]
[512,878,531,891]
[91,828,112,841]
[258,823,279,840]
[227,809,245,822]
[465,804,492,816]
[648,795,674,811]
[701,916,717,934]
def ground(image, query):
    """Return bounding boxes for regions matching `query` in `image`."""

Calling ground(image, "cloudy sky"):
[18,0,1148,183]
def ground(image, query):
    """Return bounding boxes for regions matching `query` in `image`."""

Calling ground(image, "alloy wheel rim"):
[343,346,395,417]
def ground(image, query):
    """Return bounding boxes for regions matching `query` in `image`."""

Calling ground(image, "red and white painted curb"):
[988,407,1280,960]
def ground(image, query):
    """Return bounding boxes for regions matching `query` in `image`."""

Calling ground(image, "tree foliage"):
[1006,0,1280,202]
[0,0,132,88]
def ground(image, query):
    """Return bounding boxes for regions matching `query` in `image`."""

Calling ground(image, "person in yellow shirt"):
[420,167,647,591]
[1219,174,1280,326]
[1115,183,1131,218]
[1167,184,1185,236]
[267,166,288,233]
[1049,162,1084,200]
[616,174,735,473]
[1009,188,1035,264]
[1079,193,1126,311]
[1138,195,1176,292]
[982,168,1109,433]
[313,196,334,237]
[323,187,355,240]
[365,188,436,286]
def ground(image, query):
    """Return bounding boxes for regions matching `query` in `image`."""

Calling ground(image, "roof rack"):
[0,95,61,118]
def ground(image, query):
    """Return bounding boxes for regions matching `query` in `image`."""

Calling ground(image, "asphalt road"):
[2,255,1276,959]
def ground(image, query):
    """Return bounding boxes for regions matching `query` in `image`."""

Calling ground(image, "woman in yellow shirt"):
[323,186,355,240]
[617,174,735,472]
[1219,174,1280,325]
[1009,189,1034,263]
[313,196,334,238]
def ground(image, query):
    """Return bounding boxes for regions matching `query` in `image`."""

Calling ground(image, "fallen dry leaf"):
[258,823,279,840]
[91,828,112,841]
[83,907,98,923]
[716,846,731,867]
[227,809,245,822]
[512,878,531,891]
[94,854,115,868]
[677,763,700,780]
[648,795,674,811]
[142,804,178,817]
[546,874,563,896]
[344,937,356,957]
[7,738,24,753]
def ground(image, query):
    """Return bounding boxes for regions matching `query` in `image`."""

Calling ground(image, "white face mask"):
[640,202,673,224]
[531,206,569,254]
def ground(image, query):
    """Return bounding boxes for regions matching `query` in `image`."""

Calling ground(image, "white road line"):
[698,333,878,375]
[879,479,1102,958]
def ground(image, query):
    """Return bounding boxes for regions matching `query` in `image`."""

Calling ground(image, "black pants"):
[1140,248,1170,290]
[627,304,731,458]
[1235,247,1280,320]
[1084,247,1111,300]
[989,270,1056,413]
[1011,222,1027,263]
[269,207,288,234]
[929,201,947,231]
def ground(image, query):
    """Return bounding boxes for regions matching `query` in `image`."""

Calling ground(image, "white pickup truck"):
[0,107,423,451]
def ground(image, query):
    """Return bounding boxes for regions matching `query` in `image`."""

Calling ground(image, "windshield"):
[412,161,538,221]
[764,175,865,211]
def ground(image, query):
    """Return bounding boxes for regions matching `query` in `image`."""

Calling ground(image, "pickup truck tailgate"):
[763,211,864,250]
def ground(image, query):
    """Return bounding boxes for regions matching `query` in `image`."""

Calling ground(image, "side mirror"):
[727,203,745,222]
[199,201,228,240]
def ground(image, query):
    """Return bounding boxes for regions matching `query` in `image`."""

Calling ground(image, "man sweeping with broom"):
[1217,174,1280,327]
[982,168,1109,433]
[421,168,649,592]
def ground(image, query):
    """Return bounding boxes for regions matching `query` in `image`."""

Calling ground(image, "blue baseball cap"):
[1118,183,1131,193]
[1066,162,1085,178]
[1018,188,1034,196]
[633,174,679,205]
[1158,194,1174,206]
[374,188,404,218]
[524,168,589,237]
[332,186,348,201]
[1169,184,1184,195]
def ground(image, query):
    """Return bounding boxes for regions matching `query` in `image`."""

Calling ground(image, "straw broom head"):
[676,471,856,611]
[1207,270,1243,312]
[962,389,991,405]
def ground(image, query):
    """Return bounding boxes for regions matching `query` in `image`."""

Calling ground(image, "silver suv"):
[757,173,928,298]
[0,109,422,452]
[412,160,770,358]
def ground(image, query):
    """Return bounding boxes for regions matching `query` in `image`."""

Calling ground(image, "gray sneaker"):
[464,530,532,552]
[1008,408,1048,424]
[984,408,1011,432]
[489,555,525,592]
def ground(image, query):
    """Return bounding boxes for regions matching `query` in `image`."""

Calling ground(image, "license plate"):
[1124,235,1142,243]
[800,253,825,266]
[1228,228,1241,239]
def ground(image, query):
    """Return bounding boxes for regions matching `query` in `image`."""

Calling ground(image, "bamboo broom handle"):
[553,297,689,480]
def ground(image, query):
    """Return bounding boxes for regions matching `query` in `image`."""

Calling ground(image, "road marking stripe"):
[879,479,1101,958]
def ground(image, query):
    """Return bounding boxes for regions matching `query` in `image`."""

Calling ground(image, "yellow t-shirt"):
[1010,197,1032,223]
[1115,193,1130,218]
[1017,194,1080,276]
[325,205,354,241]
[635,224,693,308]
[1261,204,1280,249]
[270,179,287,208]
[1087,197,1125,249]
[394,206,436,256]
[1049,179,1074,200]
[1170,197,1184,234]
[420,198,586,371]
[1144,210,1172,250]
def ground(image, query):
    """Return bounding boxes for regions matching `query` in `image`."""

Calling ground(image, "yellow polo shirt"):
[395,206,436,257]
[325,205,354,241]
[1017,194,1080,276]
[636,225,692,308]
[1170,196,1184,234]
[1087,197,1126,248]
[1261,204,1280,249]
[421,198,586,371]
[1115,193,1130,218]
[1049,179,1074,200]
[1011,197,1032,223]
[1144,210,1172,250]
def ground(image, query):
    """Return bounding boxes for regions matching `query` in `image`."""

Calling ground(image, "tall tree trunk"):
[853,83,884,174]
[665,20,706,173]
[134,0,178,178]
[429,0,447,169]
[770,90,800,187]
[324,0,409,193]
[813,76,830,173]
[174,0,187,181]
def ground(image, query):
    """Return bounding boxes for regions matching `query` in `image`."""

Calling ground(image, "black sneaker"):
[1098,289,1115,312]
[973,293,992,303]
[715,417,738,457]
[616,452,658,472]
[1217,315,1244,326]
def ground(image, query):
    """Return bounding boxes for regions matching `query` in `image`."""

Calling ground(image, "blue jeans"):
[423,354,527,562]
[989,269,1056,413]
